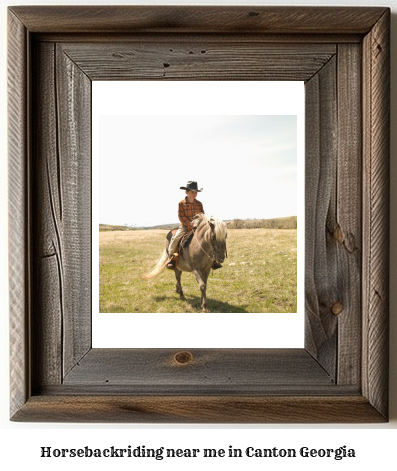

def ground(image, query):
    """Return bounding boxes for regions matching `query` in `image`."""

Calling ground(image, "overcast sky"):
[93,82,304,227]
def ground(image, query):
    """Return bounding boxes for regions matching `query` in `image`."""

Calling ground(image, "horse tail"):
[141,248,169,280]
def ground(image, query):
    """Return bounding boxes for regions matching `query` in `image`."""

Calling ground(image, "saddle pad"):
[166,228,194,248]
[166,228,179,243]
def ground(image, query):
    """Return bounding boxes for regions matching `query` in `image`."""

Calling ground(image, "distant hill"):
[228,216,297,230]
[99,224,136,232]
[99,216,297,232]
[99,223,178,232]
[143,223,179,230]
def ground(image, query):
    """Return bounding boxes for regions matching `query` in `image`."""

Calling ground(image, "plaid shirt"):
[178,197,204,231]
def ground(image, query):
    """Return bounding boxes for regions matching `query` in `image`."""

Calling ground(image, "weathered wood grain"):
[11,396,386,424]
[8,9,29,419]
[62,349,333,390]
[59,43,335,81]
[362,9,390,419]
[8,6,387,34]
[304,56,338,377]
[31,42,92,386]
[56,45,92,377]
[34,33,364,45]
[32,42,63,388]
[335,44,362,386]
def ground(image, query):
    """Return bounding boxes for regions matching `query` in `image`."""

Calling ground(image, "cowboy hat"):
[180,181,203,192]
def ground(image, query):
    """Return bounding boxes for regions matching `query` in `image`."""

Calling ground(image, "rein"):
[192,227,215,261]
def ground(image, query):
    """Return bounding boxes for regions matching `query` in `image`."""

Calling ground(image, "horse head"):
[208,215,228,263]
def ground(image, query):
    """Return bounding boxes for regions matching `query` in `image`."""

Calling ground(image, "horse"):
[142,213,228,311]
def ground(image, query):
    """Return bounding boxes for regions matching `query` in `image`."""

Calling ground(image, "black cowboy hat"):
[180,181,203,192]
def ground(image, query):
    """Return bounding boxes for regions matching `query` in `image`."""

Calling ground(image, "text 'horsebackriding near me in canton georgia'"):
[142,181,228,311]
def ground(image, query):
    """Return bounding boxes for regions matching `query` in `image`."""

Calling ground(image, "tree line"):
[227,216,297,230]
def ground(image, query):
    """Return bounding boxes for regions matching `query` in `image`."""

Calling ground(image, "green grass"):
[99,228,297,313]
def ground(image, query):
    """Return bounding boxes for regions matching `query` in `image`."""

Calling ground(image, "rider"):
[166,181,222,270]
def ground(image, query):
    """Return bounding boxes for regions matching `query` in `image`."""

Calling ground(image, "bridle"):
[192,225,227,262]
[192,228,215,261]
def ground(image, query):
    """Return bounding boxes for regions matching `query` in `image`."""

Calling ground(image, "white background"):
[1,0,396,469]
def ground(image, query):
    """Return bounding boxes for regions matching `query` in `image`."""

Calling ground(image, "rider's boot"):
[166,253,178,270]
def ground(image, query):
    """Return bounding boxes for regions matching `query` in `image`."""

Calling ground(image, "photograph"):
[98,114,299,314]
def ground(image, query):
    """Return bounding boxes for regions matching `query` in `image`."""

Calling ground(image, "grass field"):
[99,228,297,313]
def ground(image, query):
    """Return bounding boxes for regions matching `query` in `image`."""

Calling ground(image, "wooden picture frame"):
[8,6,390,423]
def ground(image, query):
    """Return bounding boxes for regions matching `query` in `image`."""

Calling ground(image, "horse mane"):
[142,213,227,282]
[193,213,227,242]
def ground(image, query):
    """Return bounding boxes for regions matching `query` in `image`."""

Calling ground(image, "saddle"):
[166,228,178,243]
[166,228,194,248]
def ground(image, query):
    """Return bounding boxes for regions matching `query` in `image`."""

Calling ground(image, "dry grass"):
[99,228,297,313]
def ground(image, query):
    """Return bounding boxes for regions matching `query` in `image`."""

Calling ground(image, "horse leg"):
[174,268,185,300]
[193,269,209,312]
